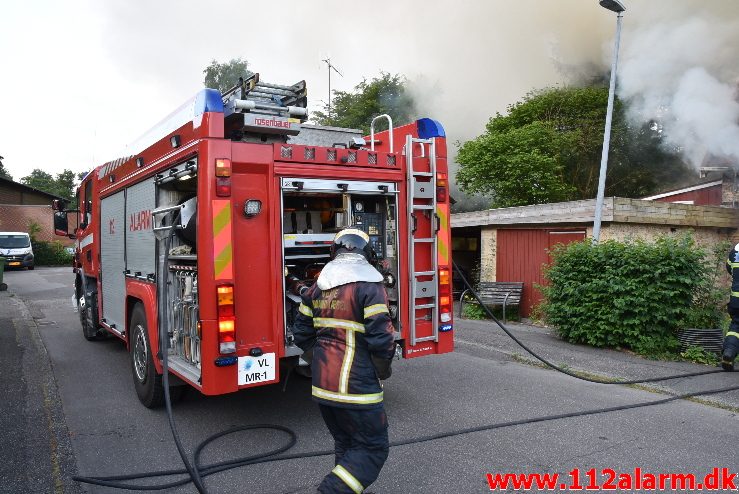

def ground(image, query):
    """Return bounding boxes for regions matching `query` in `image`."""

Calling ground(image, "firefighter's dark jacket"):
[728,243,739,309]
[293,271,395,410]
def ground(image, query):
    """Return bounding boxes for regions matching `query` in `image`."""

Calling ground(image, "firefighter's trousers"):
[724,307,739,361]
[317,404,389,494]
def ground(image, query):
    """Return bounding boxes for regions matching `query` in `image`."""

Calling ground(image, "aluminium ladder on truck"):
[406,134,439,346]
[221,73,308,121]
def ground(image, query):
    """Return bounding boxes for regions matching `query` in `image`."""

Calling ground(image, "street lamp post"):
[592,0,626,243]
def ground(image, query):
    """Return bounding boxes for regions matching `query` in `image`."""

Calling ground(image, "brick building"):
[0,176,70,244]
[452,197,739,317]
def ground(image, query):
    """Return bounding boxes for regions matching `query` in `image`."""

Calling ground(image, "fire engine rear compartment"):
[279,178,401,358]
[155,161,201,384]
[97,157,202,386]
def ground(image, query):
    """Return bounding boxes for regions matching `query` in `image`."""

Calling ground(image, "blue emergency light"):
[193,88,225,118]
[215,356,238,367]
[416,118,446,139]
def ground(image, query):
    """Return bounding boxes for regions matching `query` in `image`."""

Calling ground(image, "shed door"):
[496,229,585,317]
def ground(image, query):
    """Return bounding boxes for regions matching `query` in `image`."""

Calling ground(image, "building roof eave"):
[0,175,64,201]
[641,180,723,201]
[451,197,738,230]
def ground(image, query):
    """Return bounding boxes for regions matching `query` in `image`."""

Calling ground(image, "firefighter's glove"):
[371,355,393,380]
[300,348,314,366]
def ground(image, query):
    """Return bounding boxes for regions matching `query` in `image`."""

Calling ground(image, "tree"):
[55,169,76,202]
[203,57,253,94]
[456,121,576,208]
[312,73,416,135]
[21,168,77,201]
[21,169,56,194]
[0,155,11,180]
[456,86,693,208]
[27,220,42,242]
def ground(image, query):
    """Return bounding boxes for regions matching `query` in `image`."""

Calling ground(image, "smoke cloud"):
[91,0,615,146]
[618,3,739,170]
[88,0,738,174]
[6,1,736,184]
[87,0,618,212]
[393,0,614,143]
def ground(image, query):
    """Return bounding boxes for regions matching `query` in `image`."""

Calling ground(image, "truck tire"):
[79,292,99,341]
[129,304,183,408]
[130,304,166,408]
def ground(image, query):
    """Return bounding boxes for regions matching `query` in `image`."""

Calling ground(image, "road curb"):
[454,332,739,413]
[6,291,83,493]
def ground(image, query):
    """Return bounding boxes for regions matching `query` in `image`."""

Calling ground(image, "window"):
[84,180,92,226]
[0,234,30,249]
[77,188,82,228]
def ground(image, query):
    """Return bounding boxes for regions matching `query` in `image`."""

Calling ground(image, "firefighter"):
[293,227,395,494]
[723,242,739,371]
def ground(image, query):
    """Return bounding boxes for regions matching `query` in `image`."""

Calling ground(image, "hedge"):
[32,240,73,266]
[539,234,713,356]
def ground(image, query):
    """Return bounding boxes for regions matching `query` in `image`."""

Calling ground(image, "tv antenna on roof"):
[322,58,343,120]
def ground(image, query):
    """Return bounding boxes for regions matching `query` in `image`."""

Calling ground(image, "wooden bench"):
[458,281,524,323]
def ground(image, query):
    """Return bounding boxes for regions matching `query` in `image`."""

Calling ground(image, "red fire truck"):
[53,74,453,407]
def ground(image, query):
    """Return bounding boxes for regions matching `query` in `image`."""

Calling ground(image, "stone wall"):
[723,175,738,206]
[453,197,737,229]
[598,223,734,250]
[479,228,497,282]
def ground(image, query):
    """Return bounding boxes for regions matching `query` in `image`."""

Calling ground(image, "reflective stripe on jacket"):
[728,244,739,309]
[293,280,395,409]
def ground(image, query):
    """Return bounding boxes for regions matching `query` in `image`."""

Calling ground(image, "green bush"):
[680,345,719,366]
[679,240,731,329]
[462,303,489,320]
[461,300,520,321]
[32,240,73,266]
[540,234,712,356]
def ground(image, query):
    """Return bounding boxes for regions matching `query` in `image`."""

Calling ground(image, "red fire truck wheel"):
[79,292,99,341]
[129,303,184,408]
[130,304,167,408]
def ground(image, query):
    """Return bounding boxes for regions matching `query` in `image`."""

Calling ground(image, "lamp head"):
[599,0,626,13]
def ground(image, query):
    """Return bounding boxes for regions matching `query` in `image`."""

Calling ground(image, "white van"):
[0,232,34,270]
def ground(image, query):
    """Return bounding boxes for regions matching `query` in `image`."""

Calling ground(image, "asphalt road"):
[3,266,739,493]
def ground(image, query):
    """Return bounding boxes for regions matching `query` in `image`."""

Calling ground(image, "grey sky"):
[1,1,736,180]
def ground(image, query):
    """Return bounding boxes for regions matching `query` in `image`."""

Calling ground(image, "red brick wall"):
[0,205,74,245]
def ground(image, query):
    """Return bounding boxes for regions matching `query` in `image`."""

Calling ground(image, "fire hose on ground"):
[73,259,739,493]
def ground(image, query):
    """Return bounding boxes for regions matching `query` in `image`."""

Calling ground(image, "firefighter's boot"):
[722,349,736,371]
[722,335,738,371]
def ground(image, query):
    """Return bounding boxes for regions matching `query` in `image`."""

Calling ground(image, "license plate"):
[8,262,20,266]
[238,353,276,385]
